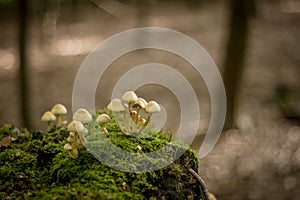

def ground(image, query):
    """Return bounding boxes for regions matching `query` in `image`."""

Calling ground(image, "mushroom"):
[69,147,78,159]
[138,101,161,133]
[96,114,111,136]
[67,120,83,132]
[122,91,138,131]
[76,125,88,147]
[122,91,138,104]
[63,143,72,150]
[138,117,146,126]
[67,120,87,147]
[73,108,92,124]
[145,101,161,113]
[41,111,56,131]
[107,99,128,134]
[67,132,76,143]
[130,110,138,121]
[65,130,83,159]
[51,103,67,126]
[136,145,142,152]
[144,101,161,126]
[107,99,125,112]
[132,98,147,125]
[134,98,147,109]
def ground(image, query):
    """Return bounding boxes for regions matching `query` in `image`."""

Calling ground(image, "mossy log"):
[0,121,208,200]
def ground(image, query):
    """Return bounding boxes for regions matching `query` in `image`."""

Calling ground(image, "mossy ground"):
[0,115,204,200]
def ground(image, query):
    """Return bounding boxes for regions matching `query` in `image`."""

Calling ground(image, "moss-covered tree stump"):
[0,123,208,200]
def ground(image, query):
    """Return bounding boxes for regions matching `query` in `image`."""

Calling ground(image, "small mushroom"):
[122,91,139,131]
[66,121,86,159]
[132,98,147,125]
[51,103,67,126]
[41,111,56,131]
[67,120,86,146]
[122,182,129,190]
[69,147,78,159]
[133,98,147,109]
[122,91,138,104]
[107,99,127,134]
[144,101,161,126]
[145,101,161,113]
[107,99,125,112]
[67,120,84,132]
[67,132,76,143]
[138,101,161,133]
[73,108,92,124]
[96,114,111,136]
[138,117,146,126]
[64,143,72,150]
[136,145,142,152]
[130,110,138,121]
[76,126,88,146]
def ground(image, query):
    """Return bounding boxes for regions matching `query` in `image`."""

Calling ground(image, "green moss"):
[0,121,203,200]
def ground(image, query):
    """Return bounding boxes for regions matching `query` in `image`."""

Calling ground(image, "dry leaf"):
[0,136,12,147]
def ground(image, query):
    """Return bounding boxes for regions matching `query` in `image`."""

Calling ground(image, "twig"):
[188,168,210,200]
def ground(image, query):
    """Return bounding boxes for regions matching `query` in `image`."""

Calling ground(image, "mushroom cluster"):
[64,108,92,159]
[41,92,161,159]
[107,91,161,136]
[41,103,67,131]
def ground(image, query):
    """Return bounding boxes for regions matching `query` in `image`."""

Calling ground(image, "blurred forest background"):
[0,0,300,199]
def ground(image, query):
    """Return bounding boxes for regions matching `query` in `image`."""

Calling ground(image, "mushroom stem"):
[128,111,137,133]
[101,124,109,136]
[69,145,78,159]
[128,102,132,114]
[74,132,78,146]
[47,121,51,132]
[128,112,135,133]
[123,105,130,133]
[115,113,129,135]
[56,115,61,126]
[135,107,141,125]
[137,114,151,134]
[78,132,86,146]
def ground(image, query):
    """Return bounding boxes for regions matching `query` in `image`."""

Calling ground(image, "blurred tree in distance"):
[222,0,256,130]
[18,0,31,128]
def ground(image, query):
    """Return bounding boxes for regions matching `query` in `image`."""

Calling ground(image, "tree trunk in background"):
[136,1,150,27]
[223,0,255,130]
[18,0,30,128]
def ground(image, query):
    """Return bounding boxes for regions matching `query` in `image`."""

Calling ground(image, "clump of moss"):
[0,121,205,200]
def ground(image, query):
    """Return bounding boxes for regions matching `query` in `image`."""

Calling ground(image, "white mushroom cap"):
[80,127,89,135]
[67,133,75,143]
[138,118,146,126]
[107,99,125,112]
[67,120,85,132]
[130,110,137,119]
[41,111,56,122]
[133,98,147,109]
[97,114,111,124]
[122,91,138,103]
[145,101,161,113]
[67,121,77,132]
[51,103,67,115]
[136,145,142,151]
[75,121,87,133]
[64,143,72,150]
[73,108,92,124]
